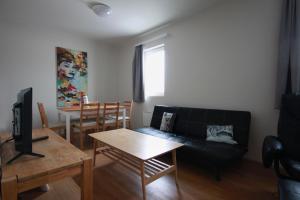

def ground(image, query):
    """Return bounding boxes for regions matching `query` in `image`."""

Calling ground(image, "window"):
[143,44,165,98]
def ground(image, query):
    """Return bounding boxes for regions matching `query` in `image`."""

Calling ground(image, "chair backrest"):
[123,100,133,118]
[102,102,120,128]
[278,95,300,160]
[80,102,100,129]
[262,136,283,168]
[37,102,49,128]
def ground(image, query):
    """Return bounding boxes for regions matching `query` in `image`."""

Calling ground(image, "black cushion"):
[180,138,245,166]
[173,108,190,136]
[136,127,246,166]
[135,127,186,143]
[279,178,300,200]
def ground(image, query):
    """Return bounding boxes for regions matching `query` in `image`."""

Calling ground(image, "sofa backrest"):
[150,105,251,149]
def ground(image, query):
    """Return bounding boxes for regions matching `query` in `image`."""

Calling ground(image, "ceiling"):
[0,0,222,40]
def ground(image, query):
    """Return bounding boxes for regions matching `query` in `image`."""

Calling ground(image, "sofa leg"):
[215,167,221,181]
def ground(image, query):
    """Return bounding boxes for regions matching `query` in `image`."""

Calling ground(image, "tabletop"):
[0,128,90,182]
[89,128,184,161]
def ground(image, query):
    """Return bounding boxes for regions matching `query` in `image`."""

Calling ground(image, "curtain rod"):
[134,33,168,47]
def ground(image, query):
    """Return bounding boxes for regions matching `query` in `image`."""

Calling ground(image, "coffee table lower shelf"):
[96,146,178,200]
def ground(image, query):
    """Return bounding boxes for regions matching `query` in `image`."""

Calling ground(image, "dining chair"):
[118,100,133,129]
[37,102,65,133]
[99,102,120,131]
[93,102,119,166]
[72,102,100,149]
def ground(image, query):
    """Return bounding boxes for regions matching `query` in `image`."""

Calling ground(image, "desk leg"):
[81,158,93,200]
[2,176,18,200]
[66,114,71,142]
[123,109,126,128]
[172,150,178,185]
[140,161,146,200]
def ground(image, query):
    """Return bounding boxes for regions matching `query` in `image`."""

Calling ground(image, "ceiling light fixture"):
[91,3,112,17]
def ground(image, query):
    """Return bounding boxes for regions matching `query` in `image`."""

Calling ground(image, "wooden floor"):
[19,145,278,200]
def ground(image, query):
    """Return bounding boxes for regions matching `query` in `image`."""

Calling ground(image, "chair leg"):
[70,127,74,143]
[128,120,132,130]
[93,140,97,166]
[80,129,84,150]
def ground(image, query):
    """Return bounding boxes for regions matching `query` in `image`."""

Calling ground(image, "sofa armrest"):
[262,136,283,168]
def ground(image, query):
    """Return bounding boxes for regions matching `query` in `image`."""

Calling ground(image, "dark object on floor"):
[135,105,251,180]
[262,95,300,200]
[262,95,300,180]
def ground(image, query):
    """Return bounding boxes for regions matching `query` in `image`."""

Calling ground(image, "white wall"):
[0,21,118,132]
[116,0,282,161]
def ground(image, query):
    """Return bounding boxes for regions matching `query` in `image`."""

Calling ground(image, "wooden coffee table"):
[89,128,184,200]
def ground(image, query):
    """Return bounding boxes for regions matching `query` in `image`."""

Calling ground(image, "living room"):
[0,0,299,199]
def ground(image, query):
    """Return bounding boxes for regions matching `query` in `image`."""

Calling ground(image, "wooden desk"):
[90,129,184,200]
[58,105,126,142]
[0,128,93,200]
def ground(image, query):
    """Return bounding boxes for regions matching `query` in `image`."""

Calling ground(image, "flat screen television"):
[13,87,32,153]
[8,87,47,164]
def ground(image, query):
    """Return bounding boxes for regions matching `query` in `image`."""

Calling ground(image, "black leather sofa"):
[135,105,251,180]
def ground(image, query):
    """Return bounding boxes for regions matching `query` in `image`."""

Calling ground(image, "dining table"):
[57,105,126,142]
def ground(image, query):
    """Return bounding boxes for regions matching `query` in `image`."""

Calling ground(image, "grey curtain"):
[276,0,300,107]
[132,45,145,102]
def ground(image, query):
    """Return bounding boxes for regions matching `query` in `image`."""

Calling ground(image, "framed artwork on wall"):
[56,47,88,107]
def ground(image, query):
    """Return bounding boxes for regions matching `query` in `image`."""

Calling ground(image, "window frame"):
[143,43,165,98]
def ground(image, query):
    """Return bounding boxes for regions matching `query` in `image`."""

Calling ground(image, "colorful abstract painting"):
[56,47,88,107]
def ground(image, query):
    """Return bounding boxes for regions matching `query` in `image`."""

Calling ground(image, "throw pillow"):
[160,112,176,132]
[206,125,237,144]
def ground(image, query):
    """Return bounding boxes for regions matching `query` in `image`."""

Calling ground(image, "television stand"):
[7,151,44,164]
[7,135,49,164]
[32,135,49,142]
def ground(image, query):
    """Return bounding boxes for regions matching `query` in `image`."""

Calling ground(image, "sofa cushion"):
[150,106,179,130]
[183,139,245,165]
[172,108,191,136]
[206,125,237,145]
[160,112,176,132]
[135,127,177,139]
[135,128,188,145]
[135,127,188,143]
[136,127,246,166]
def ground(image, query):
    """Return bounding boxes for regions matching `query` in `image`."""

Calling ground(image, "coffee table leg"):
[172,150,178,184]
[140,161,146,200]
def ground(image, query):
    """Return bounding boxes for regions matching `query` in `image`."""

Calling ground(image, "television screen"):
[12,103,21,138]
[13,87,32,152]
